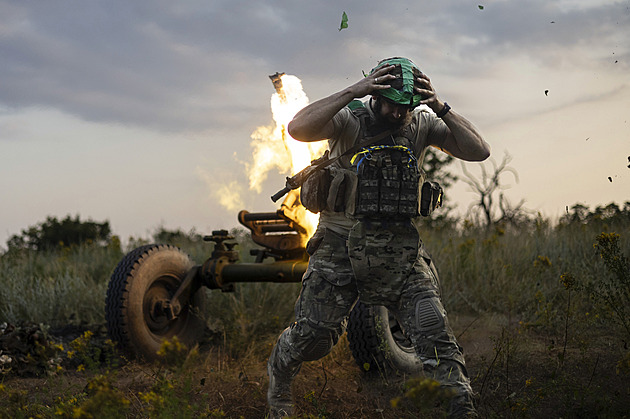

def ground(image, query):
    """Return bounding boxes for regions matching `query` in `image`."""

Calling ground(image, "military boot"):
[425,360,478,418]
[267,358,295,418]
[448,389,478,419]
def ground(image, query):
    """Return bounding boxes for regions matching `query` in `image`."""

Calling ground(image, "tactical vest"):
[349,103,422,218]
[351,143,421,218]
[300,101,440,218]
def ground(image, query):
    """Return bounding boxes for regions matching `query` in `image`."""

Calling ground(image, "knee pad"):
[415,296,445,332]
[301,328,335,361]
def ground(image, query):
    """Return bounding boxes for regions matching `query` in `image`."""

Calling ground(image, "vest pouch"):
[353,145,421,218]
[399,179,420,216]
[326,166,357,214]
[300,167,331,214]
[343,170,358,217]
[356,179,379,216]
[380,179,400,215]
[420,181,443,216]
[354,155,378,216]
[399,164,422,216]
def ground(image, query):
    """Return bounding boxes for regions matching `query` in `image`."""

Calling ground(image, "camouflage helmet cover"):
[369,57,424,108]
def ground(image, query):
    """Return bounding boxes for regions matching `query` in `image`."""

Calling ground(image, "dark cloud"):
[0,0,627,133]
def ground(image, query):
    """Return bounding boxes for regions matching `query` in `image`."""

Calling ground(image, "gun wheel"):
[105,244,207,361]
[347,300,422,377]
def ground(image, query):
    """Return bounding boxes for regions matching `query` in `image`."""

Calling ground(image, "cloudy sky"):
[1,0,628,246]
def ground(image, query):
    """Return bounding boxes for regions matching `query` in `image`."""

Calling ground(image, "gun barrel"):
[221,260,307,284]
[271,186,291,202]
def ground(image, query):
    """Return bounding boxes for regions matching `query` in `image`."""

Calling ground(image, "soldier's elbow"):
[287,120,324,143]
[481,144,491,160]
[287,120,308,142]
[477,146,491,161]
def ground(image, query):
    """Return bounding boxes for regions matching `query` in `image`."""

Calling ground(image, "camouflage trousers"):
[268,220,473,403]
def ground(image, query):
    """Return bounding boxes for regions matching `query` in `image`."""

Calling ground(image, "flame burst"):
[248,74,327,238]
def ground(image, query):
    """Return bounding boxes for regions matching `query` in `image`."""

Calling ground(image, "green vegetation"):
[1,202,629,417]
[6,215,112,252]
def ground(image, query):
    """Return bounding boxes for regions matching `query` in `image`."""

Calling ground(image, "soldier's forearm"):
[288,88,356,142]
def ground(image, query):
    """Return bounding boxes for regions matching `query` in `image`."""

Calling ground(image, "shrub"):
[6,215,112,252]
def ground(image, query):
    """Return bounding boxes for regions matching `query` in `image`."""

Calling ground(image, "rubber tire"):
[105,244,207,361]
[347,300,422,376]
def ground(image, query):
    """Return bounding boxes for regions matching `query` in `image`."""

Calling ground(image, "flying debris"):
[478,5,484,10]
[269,72,285,94]
[608,177,613,182]
[545,90,549,96]
[339,11,348,31]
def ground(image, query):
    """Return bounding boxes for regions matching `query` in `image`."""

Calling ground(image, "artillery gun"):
[107,64,423,375]
[105,191,421,374]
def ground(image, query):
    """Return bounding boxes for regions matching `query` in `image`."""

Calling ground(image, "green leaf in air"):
[339,11,349,31]
[478,5,484,10]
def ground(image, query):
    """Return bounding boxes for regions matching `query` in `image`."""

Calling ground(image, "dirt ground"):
[2,314,629,418]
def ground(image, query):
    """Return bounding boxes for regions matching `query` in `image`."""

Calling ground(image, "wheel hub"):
[143,279,180,333]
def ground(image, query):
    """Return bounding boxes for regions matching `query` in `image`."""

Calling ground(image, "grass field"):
[1,205,629,418]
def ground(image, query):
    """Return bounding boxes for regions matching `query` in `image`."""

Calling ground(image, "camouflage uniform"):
[268,101,476,418]
[348,219,475,417]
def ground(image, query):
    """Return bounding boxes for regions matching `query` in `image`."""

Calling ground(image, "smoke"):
[196,167,245,211]
[247,124,291,193]
[202,73,325,227]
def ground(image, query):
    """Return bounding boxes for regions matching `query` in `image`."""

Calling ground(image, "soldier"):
[267,57,490,418]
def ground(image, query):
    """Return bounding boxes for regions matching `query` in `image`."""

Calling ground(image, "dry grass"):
[1,213,629,417]
[1,313,628,418]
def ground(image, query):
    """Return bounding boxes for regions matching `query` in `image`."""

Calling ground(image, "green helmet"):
[369,57,423,108]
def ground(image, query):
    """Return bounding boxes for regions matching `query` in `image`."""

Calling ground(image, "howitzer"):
[104,192,421,375]
[104,71,421,375]
[270,150,330,202]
